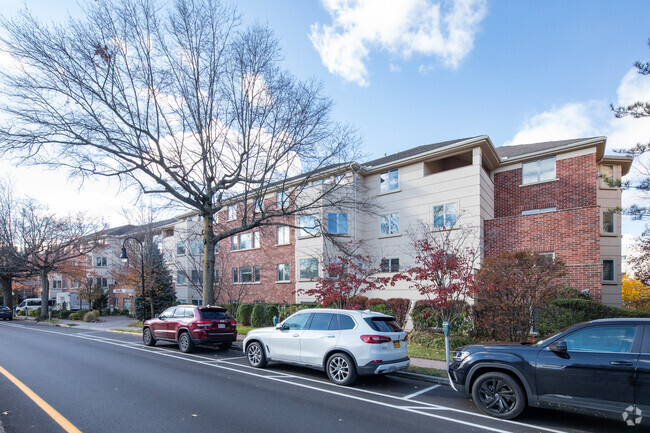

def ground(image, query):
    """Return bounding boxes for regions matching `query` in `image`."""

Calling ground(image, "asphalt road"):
[0,321,641,433]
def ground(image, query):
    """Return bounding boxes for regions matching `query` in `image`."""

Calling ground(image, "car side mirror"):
[551,340,567,353]
[275,323,285,330]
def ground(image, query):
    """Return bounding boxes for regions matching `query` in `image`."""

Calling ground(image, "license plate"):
[393,341,400,349]
[218,324,225,328]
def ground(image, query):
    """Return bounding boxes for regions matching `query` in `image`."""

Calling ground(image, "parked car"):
[142,305,237,353]
[243,308,410,385]
[15,298,55,314]
[449,318,650,426]
[0,306,13,320]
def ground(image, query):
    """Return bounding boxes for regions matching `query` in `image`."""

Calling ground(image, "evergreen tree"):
[132,243,175,321]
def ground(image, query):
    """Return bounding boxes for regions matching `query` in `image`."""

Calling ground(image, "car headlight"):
[452,350,470,362]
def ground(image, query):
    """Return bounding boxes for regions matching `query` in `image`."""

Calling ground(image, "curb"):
[392,371,449,385]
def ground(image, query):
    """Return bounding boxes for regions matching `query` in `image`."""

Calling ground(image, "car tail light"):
[230,320,237,325]
[361,335,392,344]
[196,321,211,327]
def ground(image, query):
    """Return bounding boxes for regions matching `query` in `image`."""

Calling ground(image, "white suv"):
[243,308,409,385]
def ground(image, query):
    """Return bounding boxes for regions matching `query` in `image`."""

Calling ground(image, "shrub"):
[59,310,72,319]
[408,331,477,350]
[28,308,39,317]
[386,298,411,329]
[366,298,386,308]
[348,296,368,310]
[91,309,100,317]
[50,310,60,318]
[251,303,266,327]
[121,309,130,315]
[236,304,253,326]
[537,297,650,336]
[227,303,238,316]
[265,304,279,325]
[411,300,470,334]
[83,311,99,322]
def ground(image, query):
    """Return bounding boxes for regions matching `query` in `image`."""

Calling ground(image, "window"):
[603,211,614,234]
[312,179,323,186]
[227,205,237,221]
[298,215,320,237]
[254,198,265,213]
[433,202,458,229]
[283,313,310,330]
[538,252,555,264]
[277,191,289,209]
[233,266,261,283]
[308,313,334,330]
[299,258,319,280]
[379,169,399,193]
[277,226,290,245]
[601,164,614,187]
[339,314,356,330]
[522,157,556,185]
[231,231,259,251]
[176,242,186,256]
[380,213,400,236]
[277,263,290,282]
[51,280,62,289]
[176,272,187,285]
[95,256,108,267]
[327,213,348,234]
[522,207,557,216]
[380,258,400,273]
[564,326,637,353]
[95,278,109,288]
[190,240,202,255]
[191,270,202,285]
[603,260,615,282]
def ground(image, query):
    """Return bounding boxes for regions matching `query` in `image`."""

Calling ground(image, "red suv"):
[142,305,237,353]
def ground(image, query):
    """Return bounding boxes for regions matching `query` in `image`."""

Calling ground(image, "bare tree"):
[0,0,364,305]
[0,181,104,319]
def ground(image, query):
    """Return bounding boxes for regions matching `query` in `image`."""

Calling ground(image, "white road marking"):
[2,323,570,433]
[403,385,440,400]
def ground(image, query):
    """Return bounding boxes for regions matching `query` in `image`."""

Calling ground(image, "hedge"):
[236,304,253,326]
[250,303,266,327]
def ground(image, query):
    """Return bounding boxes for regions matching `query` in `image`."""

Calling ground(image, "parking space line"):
[403,385,440,400]
[0,364,82,433]
[5,323,570,433]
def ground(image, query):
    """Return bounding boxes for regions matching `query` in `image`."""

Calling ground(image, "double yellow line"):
[0,365,82,433]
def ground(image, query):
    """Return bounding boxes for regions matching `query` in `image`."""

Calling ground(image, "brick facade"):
[486,152,603,300]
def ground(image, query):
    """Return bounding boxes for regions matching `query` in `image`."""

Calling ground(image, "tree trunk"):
[0,275,12,309]
[202,213,216,306]
[39,269,49,321]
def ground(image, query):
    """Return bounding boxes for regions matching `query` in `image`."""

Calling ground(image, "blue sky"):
[0,0,648,236]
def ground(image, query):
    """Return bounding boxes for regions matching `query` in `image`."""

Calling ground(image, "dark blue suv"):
[449,318,649,426]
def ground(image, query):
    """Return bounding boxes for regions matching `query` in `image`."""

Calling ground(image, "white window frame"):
[298,214,320,238]
[277,226,290,245]
[95,256,108,267]
[521,207,557,216]
[227,205,237,221]
[600,164,615,188]
[379,169,399,194]
[190,239,202,255]
[276,191,289,209]
[176,271,187,285]
[299,258,319,280]
[380,258,400,273]
[327,213,348,235]
[522,156,556,185]
[277,263,290,282]
[176,242,186,256]
[432,202,458,230]
[380,213,400,237]
[231,231,259,251]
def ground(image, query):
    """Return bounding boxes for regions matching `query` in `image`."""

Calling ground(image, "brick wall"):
[485,205,602,300]
[215,217,297,304]
[494,153,597,217]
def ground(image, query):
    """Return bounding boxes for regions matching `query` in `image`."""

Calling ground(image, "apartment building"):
[48,135,629,311]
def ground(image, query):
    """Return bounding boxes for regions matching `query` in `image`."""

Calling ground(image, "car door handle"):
[293,334,299,337]
[327,335,336,338]
[610,361,633,366]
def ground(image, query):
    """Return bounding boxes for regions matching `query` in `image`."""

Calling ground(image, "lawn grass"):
[237,326,255,335]
[408,343,448,361]
[128,321,143,328]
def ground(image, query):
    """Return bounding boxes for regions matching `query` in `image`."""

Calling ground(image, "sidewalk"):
[17,314,136,331]
[409,357,447,370]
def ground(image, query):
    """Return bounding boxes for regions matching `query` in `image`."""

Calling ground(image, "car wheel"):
[220,342,232,350]
[142,327,156,346]
[246,341,267,368]
[326,353,357,386]
[472,372,525,419]
[178,331,194,353]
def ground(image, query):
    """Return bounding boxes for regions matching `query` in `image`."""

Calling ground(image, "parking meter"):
[442,321,449,337]
[443,321,450,373]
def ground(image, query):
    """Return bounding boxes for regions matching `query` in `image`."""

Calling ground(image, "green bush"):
[59,310,72,319]
[367,303,390,315]
[251,303,266,327]
[28,308,39,317]
[50,310,60,318]
[408,331,477,350]
[227,302,238,316]
[121,309,130,315]
[84,311,99,322]
[265,304,279,325]
[537,297,650,336]
[236,304,253,326]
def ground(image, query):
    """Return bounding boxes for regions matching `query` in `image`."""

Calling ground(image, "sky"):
[0,0,648,237]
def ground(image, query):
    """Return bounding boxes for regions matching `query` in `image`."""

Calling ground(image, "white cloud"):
[310,0,487,86]
[503,102,601,146]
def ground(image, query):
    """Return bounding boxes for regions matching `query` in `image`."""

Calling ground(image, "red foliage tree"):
[474,251,567,342]
[395,239,476,331]
[301,253,391,310]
